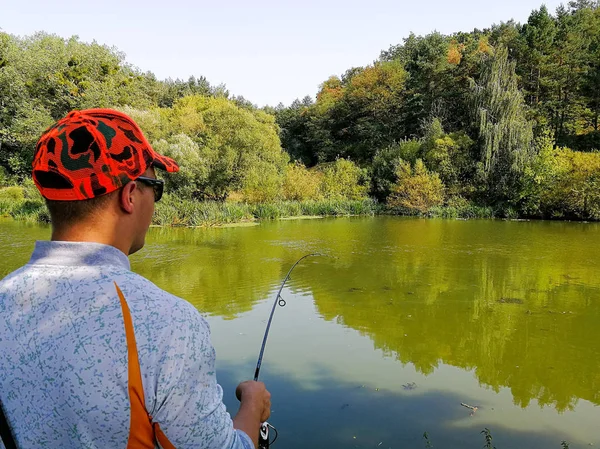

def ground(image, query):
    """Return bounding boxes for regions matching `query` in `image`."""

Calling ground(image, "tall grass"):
[1,186,499,226]
[426,204,495,219]
[153,196,379,226]
[0,198,50,223]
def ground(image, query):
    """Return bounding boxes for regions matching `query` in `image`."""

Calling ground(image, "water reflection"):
[217,360,587,449]
[133,218,600,415]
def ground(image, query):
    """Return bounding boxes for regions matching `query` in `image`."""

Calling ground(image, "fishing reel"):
[258,422,278,449]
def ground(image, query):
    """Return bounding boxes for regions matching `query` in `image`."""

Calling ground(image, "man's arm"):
[145,303,270,449]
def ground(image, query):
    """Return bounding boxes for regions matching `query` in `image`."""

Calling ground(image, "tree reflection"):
[133,218,600,411]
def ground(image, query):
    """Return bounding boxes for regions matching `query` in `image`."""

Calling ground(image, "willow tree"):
[471,46,534,203]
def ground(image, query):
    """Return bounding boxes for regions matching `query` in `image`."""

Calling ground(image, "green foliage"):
[152,195,377,227]
[168,95,287,201]
[152,134,205,199]
[0,186,24,201]
[3,5,600,223]
[124,97,288,203]
[281,162,323,201]
[523,142,600,219]
[420,118,475,192]
[0,31,230,181]
[371,139,422,202]
[0,167,10,187]
[471,46,534,202]
[273,2,600,219]
[0,196,49,223]
[388,159,445,214]
[301,60,409,163]
[428,196,495,219]
[481,428,496,449]
[318,158,370,201]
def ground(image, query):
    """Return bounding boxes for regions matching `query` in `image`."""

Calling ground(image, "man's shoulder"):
[0,264,47,295]
[0,266,27,288]
[113,271,207,328]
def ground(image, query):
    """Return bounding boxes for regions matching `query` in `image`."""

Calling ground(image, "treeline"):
[273,0,600,219]
[1,1,600,221]
[0,32,370,210]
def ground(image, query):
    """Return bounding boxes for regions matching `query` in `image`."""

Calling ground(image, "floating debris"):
[461,402,479,416]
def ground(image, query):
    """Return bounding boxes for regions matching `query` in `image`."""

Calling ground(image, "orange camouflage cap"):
[32,108,179,201]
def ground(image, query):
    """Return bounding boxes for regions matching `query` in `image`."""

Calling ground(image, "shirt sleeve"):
[147,302,253,449]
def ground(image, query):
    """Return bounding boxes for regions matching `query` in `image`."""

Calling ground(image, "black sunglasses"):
[136,176,164,202]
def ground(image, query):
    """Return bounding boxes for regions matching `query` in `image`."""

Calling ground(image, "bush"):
[319,158,370,201]
[22,178,43,200]
[426,196,495,219]
[0,166,12,187]
[388,159,445,214]
[371,140,422,202]
[153,133,211,199]
[522,140,600,220]
[281,162,323,201]
[241,162,284,203]
[422,132,474,190]
[0,186,24,201]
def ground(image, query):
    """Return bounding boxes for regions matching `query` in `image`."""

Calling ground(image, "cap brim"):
[152,152,179,173]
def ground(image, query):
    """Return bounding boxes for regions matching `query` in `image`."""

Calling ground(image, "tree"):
[169,95,287,201]
[421,118,475,193]
[371,140,422,202]
[318,158,370,200]
[471,46,534,202]
[388,159,445,213]
[520,5,557,119]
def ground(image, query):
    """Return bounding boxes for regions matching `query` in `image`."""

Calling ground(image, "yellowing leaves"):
[477,36,493,55]
[447,40,464,65]
[347,60,407,104]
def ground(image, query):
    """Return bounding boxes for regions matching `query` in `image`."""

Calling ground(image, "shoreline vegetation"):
[0,184,542,227]
[1,3,600,226]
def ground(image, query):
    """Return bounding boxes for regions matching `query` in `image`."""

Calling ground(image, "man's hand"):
[235,381,271,422]
[232,380,272,447]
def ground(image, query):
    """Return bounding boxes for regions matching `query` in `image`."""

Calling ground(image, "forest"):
[1,0,599,223]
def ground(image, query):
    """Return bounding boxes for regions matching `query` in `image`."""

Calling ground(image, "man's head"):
[33,109,179,255]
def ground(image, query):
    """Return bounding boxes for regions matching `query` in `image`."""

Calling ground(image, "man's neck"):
[51,226,131,257]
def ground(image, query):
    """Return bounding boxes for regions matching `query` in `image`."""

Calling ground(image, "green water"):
[1,217,599,448]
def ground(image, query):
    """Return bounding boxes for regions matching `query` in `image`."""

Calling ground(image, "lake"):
[1,216,599,448]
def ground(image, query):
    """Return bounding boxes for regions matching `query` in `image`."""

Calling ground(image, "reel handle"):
[258,422,270,449]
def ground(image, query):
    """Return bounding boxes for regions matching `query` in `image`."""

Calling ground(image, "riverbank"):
[0,188,538,226]
[153,196,381,226]
[0,192,384,227]
[0,186,539,226]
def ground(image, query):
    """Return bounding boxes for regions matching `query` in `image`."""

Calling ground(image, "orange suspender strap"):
[115,283,176,449]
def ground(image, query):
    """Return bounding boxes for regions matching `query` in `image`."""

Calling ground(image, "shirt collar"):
[28,241,131,271]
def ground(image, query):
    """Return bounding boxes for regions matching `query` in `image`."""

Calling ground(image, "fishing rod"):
[254,253,319,449]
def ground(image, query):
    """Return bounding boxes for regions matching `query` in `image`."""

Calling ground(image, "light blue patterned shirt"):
[0,241,253,449]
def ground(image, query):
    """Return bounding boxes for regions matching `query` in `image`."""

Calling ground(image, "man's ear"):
[119,181,137,214]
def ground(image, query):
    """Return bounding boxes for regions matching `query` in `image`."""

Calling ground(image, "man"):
[0,109,271,448]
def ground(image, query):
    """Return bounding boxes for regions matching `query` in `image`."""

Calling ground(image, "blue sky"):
[1,0,565,107]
